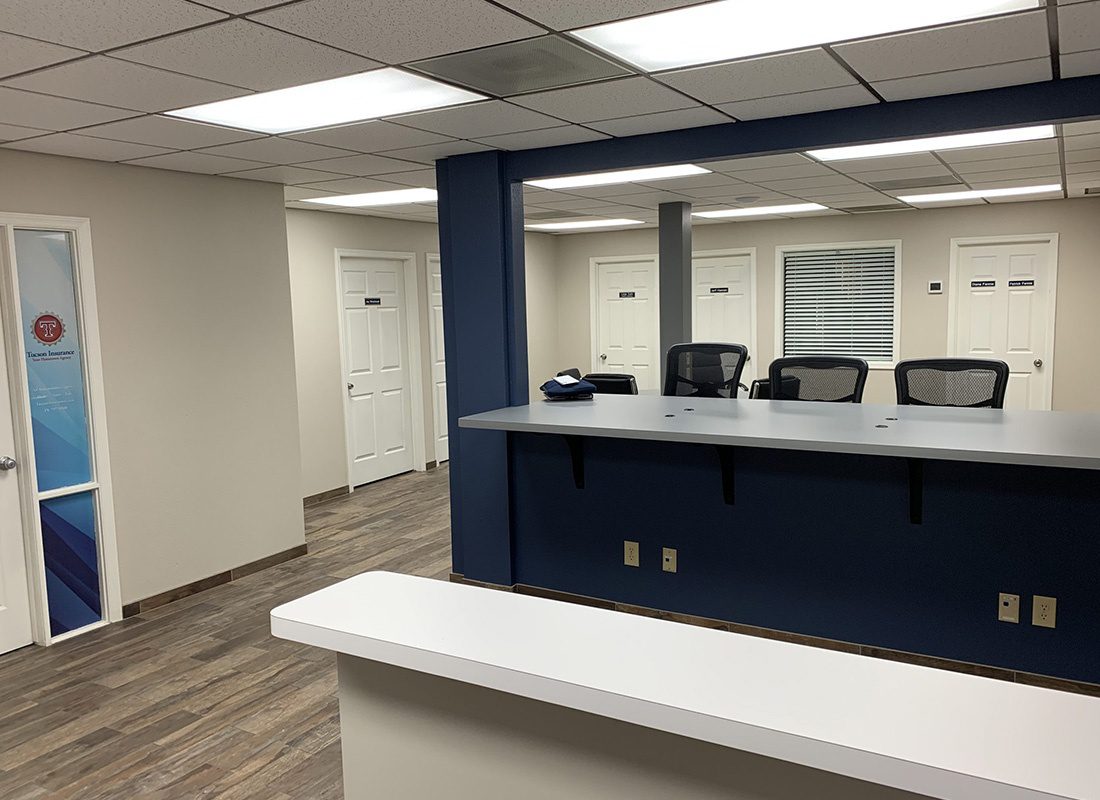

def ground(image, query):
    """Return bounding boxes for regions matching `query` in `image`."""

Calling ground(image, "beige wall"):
[0,149,304,604]
[545,197,1100,409]
[524,231,560,396]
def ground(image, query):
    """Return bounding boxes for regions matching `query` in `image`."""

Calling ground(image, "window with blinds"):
[780,244,898,362]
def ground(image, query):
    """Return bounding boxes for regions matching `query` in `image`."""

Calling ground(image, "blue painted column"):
[436,151,527,584]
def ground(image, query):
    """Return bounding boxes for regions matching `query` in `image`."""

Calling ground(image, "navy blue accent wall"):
[511,434,1100,683]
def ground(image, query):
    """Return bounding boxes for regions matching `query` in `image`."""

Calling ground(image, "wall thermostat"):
[928,280,943,294]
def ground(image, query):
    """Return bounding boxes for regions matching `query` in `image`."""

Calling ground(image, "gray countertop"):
[459,395,1100,471]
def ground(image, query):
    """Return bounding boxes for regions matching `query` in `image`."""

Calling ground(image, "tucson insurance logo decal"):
[32,312,66,345]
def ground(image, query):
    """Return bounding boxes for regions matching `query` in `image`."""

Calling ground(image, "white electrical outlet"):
[624,541,639,568]
[998,592,1020,623]
[662,547,677,573]
[1032,595,1057,628]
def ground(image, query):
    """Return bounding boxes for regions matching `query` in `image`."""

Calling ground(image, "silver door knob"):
[599,353,607,361]
[347,382,354,391]
[1033,359,1043,368]
[0,456,16,471]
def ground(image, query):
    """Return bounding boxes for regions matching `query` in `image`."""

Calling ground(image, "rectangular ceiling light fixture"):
[525,218,645,230]
[693,203,828,218]
[898,184,1062,203]
[525,164,709,189]
[572,0,1039,71]
[167,69,485,134]
[303,188,439,207]
[807,125,1056,161]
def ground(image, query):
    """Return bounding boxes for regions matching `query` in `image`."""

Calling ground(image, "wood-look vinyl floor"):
[0,466,451,800]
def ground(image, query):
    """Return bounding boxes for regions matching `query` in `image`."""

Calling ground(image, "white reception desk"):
[272,572,1100,800]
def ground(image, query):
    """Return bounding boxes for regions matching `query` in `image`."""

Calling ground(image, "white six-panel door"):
[691,249,757,380]
[950,235,1057,410]
[0,312,33,655]
[340,253,415,486]
[592,256,660,392]
[426,255,448,463]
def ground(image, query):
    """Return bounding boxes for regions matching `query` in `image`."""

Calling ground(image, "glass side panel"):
[14,229,93,491]
[40,491,102,636]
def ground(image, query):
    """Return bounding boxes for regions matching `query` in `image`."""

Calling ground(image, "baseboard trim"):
[448,573,1100,698]
[122,543,309,618]
[304,485,350,508]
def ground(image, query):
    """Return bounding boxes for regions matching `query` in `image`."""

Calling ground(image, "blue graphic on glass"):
[14,230,93,491]
[41,492,101,636]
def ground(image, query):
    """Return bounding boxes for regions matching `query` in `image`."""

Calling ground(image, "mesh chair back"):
[895,359,1009,409]
[768,357,869,403]
[663,343,749,398]
[583,373,638,395]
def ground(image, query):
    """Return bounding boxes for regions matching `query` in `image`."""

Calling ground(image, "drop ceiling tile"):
[824,153,942,173]
[1065,132,1100,150]
[124,150,268,174]
[1061,49,1100,78]
[963,167,1062,183]
[632,172,740,191]
[952,153,1062,173]
[201,0,289,11]
[0,122,50,142]
[804,192,894,205]
[295,176,413,194]
[510,77,697,123]
[1064,159,1100,174]
[0,87,137,130]
[757,175,866,192]
[1059,1,1100,53]
[873,59,1052,102]
[252,0,542,63]
[285,185,338,202]
[113,20,377,92]
[3,56,248,113]
[939,139,1059,162]
[288,121,453,152]
[76,115,261,149]
[195,137,355,164]
[3,132,172,161]
[521,196,613,210]
[848,165,959,183]
[225,165,351,184]
[610,189,696,206]
[1066,146,1100,163]
[474,126,609,150]
[586,107,730,137]
[715,85,877,121]
[390,101,564,139]
[702,153,814,172]
[835,12,1050,82]
[546,182,659,199]
[725,163,835,181]
[0,0,226,51]
[0,33,84,80]
[656,49,854,105]
[671,182,770,198]
[1064,119,1100,136]
[491,0,709,29]
[378,168,438,188]
[965,175,1062,189]
[296,153,426,176]
[380,141,493,164]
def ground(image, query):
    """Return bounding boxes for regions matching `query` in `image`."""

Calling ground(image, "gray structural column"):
[658,201,692,386]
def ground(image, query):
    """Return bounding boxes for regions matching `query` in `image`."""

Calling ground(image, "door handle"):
[1033,359,1043,368]
[599,353,607,361]
[0,456,17,471]
[347,382,355,391]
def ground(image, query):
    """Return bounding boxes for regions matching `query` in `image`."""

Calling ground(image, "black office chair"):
[895,358,1010,409]
[663,343,749,399]
[557,368,582,380]
[768,357,869,403]
[583,373,639,395]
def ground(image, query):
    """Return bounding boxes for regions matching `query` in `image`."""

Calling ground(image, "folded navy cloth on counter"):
[540,376,596,400]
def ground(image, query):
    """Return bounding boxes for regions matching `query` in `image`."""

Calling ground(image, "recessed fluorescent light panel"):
[807,125,1056,161]
[572,0,1039,71]
[304,188,438,207]
[898,185,1062,203]
[525,219,645,230]
[167,69,485,134]
[693,203,828,218]
[525,164,709,190]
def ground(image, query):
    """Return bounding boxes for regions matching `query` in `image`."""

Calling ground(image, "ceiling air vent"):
[410,35,630,96]
[868,175,962,192]
[843,203,909,213]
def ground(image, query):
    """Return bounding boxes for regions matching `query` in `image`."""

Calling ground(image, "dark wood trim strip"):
[123,544,309,617]
[451,574,1100,699]
[303,485,350,508]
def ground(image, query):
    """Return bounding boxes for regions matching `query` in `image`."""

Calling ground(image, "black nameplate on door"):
[1009,280,1035,287]
[364,297,382,305]
[619,291,636,298]
[710,287,730,293]
[971,280,996,288]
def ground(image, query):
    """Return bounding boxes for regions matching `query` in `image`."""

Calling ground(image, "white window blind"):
[781,245,897,361]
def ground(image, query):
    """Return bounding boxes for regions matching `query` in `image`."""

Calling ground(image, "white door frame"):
[691,247,758,372]
[588,254,660,375]
[947,233,1059,409]
[0,212,122,645]
[425,253,447,464]
[334,249,427,491]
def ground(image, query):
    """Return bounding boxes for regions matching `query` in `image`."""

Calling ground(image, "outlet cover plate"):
[1032,595,1057,628]
[624,540,639,568]
[998,592,1020,623]
[662,547,677,573]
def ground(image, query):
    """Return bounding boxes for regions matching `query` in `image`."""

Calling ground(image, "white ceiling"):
[0,0,1096,226]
